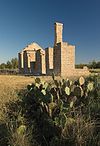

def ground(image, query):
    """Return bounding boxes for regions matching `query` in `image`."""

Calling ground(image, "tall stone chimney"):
[54,22,63,46]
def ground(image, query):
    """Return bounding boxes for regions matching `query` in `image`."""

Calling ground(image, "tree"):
[0,63,6,69]
[91,60,97,69]
[0,58,18,69]
[96,61,100,68]
[6,61,12,69]
[11,58,18,69]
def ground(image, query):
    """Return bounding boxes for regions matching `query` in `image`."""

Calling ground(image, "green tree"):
[91,60,97,69]
[0,63,6,69]
[0,58,18,69]
[6,61,12,69]
[11,58,18,69]
[96,61,100,68]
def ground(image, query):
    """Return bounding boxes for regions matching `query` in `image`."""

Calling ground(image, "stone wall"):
[53,42,75,76]
[45,47,53,75]
[23,51,30,74]
[58,68,90,77]
[34,50,41,74]
[54,43,61,75]
[26,50,36,74]
[74,68,90,76]
[61,42,75,76]
[41,50,46,74]
[18,52,24,73]
[34,49,46,75]
[54,22,63,46]
[18,22,90,77]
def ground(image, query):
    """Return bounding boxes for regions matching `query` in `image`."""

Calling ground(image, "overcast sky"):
[0,0,100,64]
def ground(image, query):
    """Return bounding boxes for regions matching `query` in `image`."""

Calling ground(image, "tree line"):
[0,58,100,70]
[75,60,100,69]
[0,58,18,69]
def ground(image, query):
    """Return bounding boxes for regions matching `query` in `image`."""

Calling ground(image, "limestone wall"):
[74,68,90,76]
[53,42,75,76]
[18,52,24,73]
[59,68,90,77]
[23,51,30,74]
[61,42,75,76]
[34,50,41,74]
[54,22,63,46]
[41,50,46,74]
[18,22,90,77]
[54,43,61,75]
[23,42,43,51]
[30,62,35,74]
[45,47,53,75]
[34,49,46,75]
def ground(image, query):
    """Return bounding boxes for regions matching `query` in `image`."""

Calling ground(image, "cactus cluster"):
[24,74,99,126]
[4,74,100,146]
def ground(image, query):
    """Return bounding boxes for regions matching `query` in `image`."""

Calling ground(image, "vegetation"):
[89,68,100,74]
[76,60,100,69]
[0,74,100,146]
[0,58,18,69]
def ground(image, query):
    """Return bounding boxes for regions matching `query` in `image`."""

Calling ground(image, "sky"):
[0,0,100,64]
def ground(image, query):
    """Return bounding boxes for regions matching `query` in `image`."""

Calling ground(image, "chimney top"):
[55,22,63,26]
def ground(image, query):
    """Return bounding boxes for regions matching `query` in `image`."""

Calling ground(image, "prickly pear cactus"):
[27,84,32,91]
[17,125,26,135]
[35,77,41,84]
[87,82,94,91]
[52,72,55,80]
[74,86,83,97]
[43,82,48,89]
[65,86,70,95]
[48,102,57,117]
[70,101,74,108]
[79,76,85,85]
[66,79,70,87]
[41,89,46,95]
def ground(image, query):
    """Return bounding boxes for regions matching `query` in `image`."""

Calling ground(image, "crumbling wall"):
[54,22,63,45]
[18,52,24,73]
[45,47,53,75]
[53,43,61,75]
[34,49,46,75]
[18,22,90,77]
[61,42,75,76]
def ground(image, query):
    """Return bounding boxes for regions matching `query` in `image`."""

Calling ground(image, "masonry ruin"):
[18,22,90,76]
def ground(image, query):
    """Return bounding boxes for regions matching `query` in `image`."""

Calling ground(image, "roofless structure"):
[18,22,89,76]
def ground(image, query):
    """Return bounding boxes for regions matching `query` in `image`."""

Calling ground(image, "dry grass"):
[0,74,99,146]
[0,74,84,120]
[0,75,53,146]
[0,75,54,110]
[0,75,34,104]
[0,75,60,121]
[0,74,83,112]
[0,75,35,120]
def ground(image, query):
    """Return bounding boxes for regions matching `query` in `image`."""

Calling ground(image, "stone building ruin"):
[18,22,89,76]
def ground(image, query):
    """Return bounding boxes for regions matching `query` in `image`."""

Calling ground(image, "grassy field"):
[0,73,99,107]
[0,74,77,121]
[0,75,55,108]
[0,73,99,112]
[0,75,34,104]
[0,75,35,121]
